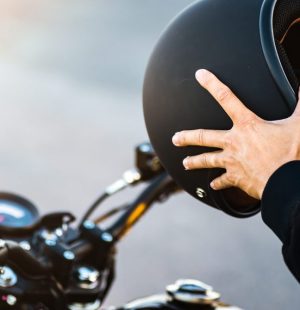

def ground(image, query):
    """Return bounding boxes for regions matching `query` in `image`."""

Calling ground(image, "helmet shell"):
[143,0,298,217]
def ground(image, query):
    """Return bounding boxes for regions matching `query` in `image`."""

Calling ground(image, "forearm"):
[261,160,300,282]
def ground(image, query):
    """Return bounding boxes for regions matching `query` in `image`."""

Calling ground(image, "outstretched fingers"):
[210,173,232,190]
[195,69,257,124]
[173,128,227,148]
[183,151,225,170]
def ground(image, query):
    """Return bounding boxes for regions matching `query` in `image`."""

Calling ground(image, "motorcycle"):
[0,142,242,310]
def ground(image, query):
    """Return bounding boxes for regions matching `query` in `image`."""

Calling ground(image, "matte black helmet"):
[143,0,300,218]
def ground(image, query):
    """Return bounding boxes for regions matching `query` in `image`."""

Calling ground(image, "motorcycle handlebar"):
[107,172,177,240]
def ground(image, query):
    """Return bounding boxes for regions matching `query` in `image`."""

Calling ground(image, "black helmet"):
[143,0,300,218]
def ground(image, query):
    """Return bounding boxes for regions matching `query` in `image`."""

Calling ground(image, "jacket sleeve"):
[261,160,300,283]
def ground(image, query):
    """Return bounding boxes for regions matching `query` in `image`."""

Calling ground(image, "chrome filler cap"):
[166,279,220,305]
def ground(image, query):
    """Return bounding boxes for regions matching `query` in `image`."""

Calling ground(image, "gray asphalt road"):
[0,1,298,309]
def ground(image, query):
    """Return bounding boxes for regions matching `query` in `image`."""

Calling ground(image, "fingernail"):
[183,157,190,170]
[195,69,209,84]
[210,181,216,190]
[172,133,180,146]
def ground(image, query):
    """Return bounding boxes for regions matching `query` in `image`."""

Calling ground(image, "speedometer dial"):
[0,193,39,233]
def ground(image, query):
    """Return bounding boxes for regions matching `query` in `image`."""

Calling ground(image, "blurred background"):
[0,1,298,309]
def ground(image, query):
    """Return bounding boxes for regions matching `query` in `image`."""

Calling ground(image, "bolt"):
[55,228,63,237]
[139,143,151,153]
[63,251,75,261]
[6,295,17,306]
[45,239,56,247]
[101,232,113,243]
[196,187,207,199]
[83,220,95,230]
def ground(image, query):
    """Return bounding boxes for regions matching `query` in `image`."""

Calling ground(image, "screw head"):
[75,266,100,289]
[101,232,113,243]
[83,220,95,230]
[6,295,17,306]
[45,239,56,247]
[196,188,207,199]
[139,143,151,153]
[63,251,75,261]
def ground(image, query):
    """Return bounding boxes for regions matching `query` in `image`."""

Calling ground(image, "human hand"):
[172,69,300,200]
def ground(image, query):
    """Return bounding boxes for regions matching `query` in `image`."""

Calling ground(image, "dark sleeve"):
[261,160,300,283]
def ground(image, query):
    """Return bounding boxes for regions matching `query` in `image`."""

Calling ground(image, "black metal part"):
[79,192,110,228]
[39,212,75,230]
[80,221,115,269]
[0,240,50,278]
[79,142,165,228]
[135,142,165,181]
[0,164,179,308]
[93,203,130,224]
[0,142,241,309]
[107,173,177,240]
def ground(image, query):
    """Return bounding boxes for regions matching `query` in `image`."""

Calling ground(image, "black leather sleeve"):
[261,160,300,283]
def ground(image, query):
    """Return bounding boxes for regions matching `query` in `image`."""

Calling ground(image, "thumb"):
[292,87,300,117]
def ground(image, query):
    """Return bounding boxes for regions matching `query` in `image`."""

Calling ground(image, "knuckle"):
[226,172,236,185]
[197,129,205,145]
[201,154,208,167]
[214,175,226,189]
[225,154,235,166]
[211,154,217,166]
[216,86,232,102]
[223,135,233,148]
[237,115,258,128]
[214,153,224,167]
